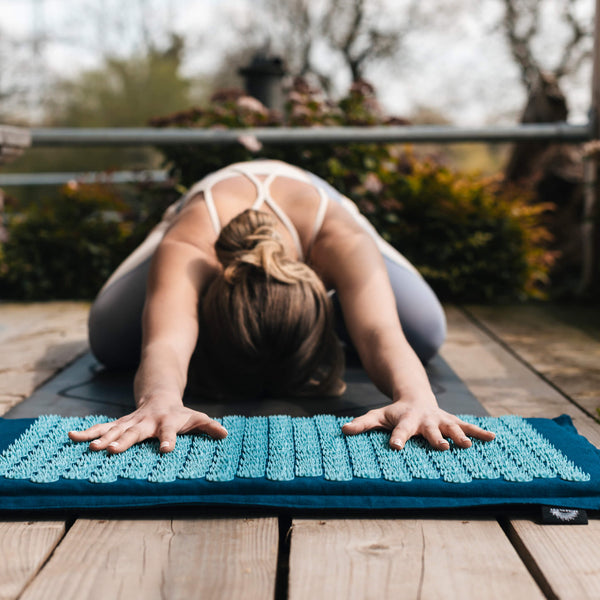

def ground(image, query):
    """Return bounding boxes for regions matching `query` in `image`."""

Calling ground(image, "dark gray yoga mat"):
[5,352,488,419]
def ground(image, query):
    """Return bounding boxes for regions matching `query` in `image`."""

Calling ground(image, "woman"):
[69,159,495,454]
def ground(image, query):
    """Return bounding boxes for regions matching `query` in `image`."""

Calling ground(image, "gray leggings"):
[88,173,446,369]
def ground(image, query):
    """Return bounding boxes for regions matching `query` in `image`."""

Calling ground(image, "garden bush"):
[356,155,554,301]
[0,179,177,300]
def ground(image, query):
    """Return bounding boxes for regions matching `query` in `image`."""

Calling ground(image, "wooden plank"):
[506,519,600,600]
[0,303,87,344]
[20,517,278,600]
[0,395,23,417]
[288,518,543,600]
[465,305,600,419]
[442,305,600,598]
[0,302,89,405]
[0,521,65,600]
[440,306,600,446]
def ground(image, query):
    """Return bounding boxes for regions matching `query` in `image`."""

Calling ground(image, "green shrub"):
[354,155,555,301]
[0,180,177,300]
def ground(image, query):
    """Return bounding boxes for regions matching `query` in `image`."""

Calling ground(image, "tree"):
[499,0,592,182]
[498,0,594,295]
[501,0,593,93]
[0,30,34,124]
[215,0,416,95]
[6,35,195,205]
[46,35,191,128]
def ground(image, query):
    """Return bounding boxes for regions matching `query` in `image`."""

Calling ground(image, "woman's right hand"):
[68,402,228,454]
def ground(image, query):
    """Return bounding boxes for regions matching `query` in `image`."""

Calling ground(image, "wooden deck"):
[0,301,599,599]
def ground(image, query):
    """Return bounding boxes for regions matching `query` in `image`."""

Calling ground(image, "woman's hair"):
[195,209,345,399]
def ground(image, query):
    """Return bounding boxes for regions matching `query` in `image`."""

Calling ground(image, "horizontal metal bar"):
[0,170,168,186]
[29,123,593,146]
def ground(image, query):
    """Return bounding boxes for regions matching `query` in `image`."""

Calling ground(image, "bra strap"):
[305,188,329,259]
[203,186,222,234]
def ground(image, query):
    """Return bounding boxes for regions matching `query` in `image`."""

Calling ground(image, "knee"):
[400,294,447,365]
[88,292,141,369]
[411,306,446,364]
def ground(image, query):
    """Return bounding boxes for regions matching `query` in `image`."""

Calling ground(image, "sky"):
[0,0,594,125]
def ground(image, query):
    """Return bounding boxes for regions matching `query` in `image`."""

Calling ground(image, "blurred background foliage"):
[6,35,194,206]
[0,79,554,301]
[0,180,179,299]
[0,0,593,301]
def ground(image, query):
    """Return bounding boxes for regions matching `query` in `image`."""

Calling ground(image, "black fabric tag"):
[541,506,588,525]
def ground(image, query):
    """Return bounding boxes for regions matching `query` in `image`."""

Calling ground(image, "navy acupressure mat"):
[0,414,599,511]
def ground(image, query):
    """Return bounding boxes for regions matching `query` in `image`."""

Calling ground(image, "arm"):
[311,203,494,450]
[135,238,208,407]
[69,207,228,453]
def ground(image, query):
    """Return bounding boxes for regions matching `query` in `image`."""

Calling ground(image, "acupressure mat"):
[0,414,599,511]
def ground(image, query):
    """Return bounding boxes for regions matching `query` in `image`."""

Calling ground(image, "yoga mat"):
[4,352,488,419]
[0,414,599,512]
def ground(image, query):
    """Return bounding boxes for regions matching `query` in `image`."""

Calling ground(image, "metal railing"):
[0,170,168,187]
[29,122,592,146]
[0,121,586,186]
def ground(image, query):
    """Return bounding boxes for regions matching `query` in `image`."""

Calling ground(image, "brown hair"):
[195,209,345,399]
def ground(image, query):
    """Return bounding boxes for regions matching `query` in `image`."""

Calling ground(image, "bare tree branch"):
[500,0,593,89]
[233,0,413,94]
[555,0,593,77]
[501,0,542,89]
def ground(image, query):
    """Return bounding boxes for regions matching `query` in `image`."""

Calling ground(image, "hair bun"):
[216,209,313,285]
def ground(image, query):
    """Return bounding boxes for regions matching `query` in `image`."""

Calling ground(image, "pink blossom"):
[237,96,268,116]
[364,172,383,194]
[237,134,263,153]
[291,105,311,119]
[287,91,305,104]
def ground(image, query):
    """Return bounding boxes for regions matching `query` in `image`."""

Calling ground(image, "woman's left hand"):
[341,400,495,450]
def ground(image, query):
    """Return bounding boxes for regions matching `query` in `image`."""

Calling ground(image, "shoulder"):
[314,197,370,249]
[308,201,379,289]
[160,195,219,258]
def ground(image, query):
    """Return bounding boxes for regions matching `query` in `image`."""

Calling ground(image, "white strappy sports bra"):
[182,161,329,262]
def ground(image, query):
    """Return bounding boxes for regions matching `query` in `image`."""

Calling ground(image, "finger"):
[87,422,131,451]
[461,422,496,442]
[389,419,418,450]
[157,425,178,453]
[422,423,450,451]
[441,423,472,448]
[183,414,228,439]
[106,427,145,454]
[341,412,382,436]
[68,422,114,442]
